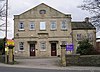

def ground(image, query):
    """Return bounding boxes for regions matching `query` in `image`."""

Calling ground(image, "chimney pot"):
[85,17,89,23]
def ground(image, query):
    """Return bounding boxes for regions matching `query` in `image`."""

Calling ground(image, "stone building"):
[14,3,96,57]
[96,38,100,52]
[72,17,96,53]
[14,3,72,57]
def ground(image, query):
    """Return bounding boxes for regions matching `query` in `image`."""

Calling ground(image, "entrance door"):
[51,43,57,56]
[30,44,35,56]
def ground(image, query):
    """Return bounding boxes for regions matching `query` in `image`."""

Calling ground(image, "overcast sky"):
[0,0,99,39]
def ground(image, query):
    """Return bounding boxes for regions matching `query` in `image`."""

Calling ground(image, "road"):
[0,66,100,72]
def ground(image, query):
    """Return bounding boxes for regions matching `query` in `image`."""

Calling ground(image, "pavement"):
[0,57,100,70]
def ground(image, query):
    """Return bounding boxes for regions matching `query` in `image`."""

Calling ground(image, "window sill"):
[39,30,46,31]
[61,29,67,31]
[29,29,35,31]
[50,29,57,31]
[40,50,46,52]
[18,29,25,31]
[18,50,25,52]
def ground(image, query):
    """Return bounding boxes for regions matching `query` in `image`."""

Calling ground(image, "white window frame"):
[40,41,46,51]
[88,33,93,41]
[50,21,56,30]
[61,20,67,30]
[29,21,35,30]
[40,22,46,30]
[19,42,24,51]
[77,34,81,40]
[19,21,24,30]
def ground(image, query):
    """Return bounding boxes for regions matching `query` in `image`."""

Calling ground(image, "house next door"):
[30,44,35,56]
[51,43,57,56]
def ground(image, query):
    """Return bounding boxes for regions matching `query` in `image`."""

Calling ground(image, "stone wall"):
[66,55,100,66]
[0,55,5,63]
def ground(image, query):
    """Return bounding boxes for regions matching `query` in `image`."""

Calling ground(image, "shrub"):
[76,39,95,55]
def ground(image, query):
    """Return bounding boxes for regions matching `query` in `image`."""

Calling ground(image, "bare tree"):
[0,1,6,31]
[78,0,100,31]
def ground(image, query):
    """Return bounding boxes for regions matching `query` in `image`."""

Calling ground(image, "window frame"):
[88,33,93,41]
[29,21,35,30]
[19,42,24,51]
[19,21,24,30]
[50,21,57,30]
[77,34,82,40]
[39,10,46,14]
[40,22,46,30]
[40,41,46,51]
[61,20,67,30]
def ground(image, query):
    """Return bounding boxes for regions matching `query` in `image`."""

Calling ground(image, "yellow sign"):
[5,47,8,52]
[7,39,14,46]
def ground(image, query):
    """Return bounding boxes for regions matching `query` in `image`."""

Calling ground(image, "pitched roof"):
[19,3,70,16]
[71,22,96,30]
[14,3,71,19]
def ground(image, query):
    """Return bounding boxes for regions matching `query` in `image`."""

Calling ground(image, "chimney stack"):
[85,17,89,23]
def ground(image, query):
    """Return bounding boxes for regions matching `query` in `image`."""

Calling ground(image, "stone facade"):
[14,3,72,57]
[96,38,100,52]
[14,3,96,57]
[72,29,96,54]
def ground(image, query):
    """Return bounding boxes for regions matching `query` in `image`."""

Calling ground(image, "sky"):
[0,0,100,39]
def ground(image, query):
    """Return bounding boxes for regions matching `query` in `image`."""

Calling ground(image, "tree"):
[78,0,100,31]
[76,39,95,55]
[0,0,6,31]
[0,38,5,55]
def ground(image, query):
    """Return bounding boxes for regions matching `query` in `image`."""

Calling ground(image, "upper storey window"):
[77,34,81,40]
[40,22,46,30]
[61,20,67,30]
[39,10,46,14]
[30,21,35,30]
[88,33,93,41]
[50,21,56,30]
[19,21,24,30]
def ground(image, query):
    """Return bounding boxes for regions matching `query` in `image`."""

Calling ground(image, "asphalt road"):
[0,66,100,72]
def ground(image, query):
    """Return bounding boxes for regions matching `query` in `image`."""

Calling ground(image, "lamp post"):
[5,0,8,64]
[0,0,8,63]
[5,0,8,39]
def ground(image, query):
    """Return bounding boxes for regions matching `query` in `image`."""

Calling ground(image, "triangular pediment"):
[18,3,68,19]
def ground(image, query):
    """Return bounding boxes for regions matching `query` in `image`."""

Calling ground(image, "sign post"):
[7,39,14,64]
[66,44,74,54]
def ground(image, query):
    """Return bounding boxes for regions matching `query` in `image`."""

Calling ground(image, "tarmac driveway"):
[15,57,61,68]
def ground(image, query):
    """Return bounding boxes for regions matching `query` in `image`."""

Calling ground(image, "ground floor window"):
[40,41,46,51]
[19,42,24,50]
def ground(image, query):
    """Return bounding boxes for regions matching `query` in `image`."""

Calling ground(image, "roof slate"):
[71,22,96,30]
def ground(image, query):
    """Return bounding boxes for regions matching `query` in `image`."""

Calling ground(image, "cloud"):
[9,0,40,17]
[0,0,99,38]
[96,31,100,38]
